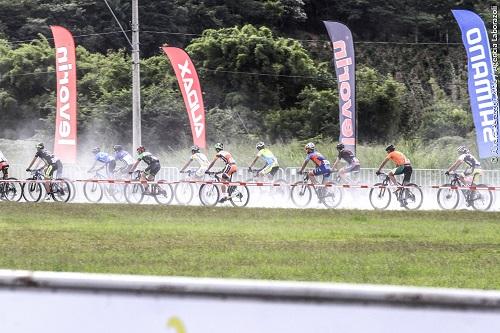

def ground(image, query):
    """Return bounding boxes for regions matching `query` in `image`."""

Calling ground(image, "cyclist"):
[298,142,332,186]
[113,145,134,174]
[179,145,210,178]
[375,144,412,186]
[248,142,280,180]
[26,143,64,197]
[205,142,237,203]
[332,143,360,183]
[128,146,161,195]
[445,146,481,185]
[88,147,116,177]
[0,150,9,179]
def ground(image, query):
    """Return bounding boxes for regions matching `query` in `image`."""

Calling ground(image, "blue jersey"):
[114,150,134,165]
[95,152,114,164]
[305,151,330,167]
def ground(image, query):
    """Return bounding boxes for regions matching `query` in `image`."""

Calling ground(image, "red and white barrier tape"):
[1,178,499,191]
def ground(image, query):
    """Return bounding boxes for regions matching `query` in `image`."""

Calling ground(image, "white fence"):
[1,270,500,333]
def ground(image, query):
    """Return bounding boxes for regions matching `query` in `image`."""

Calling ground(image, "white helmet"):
[256,142,265,150]
[304,142,315,151]
[457,146,469,155]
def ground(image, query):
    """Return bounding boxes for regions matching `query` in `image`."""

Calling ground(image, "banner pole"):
[132,0,141,150]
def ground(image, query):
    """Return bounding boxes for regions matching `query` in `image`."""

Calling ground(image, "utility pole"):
[131,0,141,150]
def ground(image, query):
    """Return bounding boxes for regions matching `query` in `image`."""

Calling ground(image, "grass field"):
[1,202,499,290]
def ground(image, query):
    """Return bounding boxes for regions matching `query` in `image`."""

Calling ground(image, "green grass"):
[1,202,500,289]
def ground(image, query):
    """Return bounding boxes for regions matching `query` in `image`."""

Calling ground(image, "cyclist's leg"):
[44,164,55,194]
[389,166,404,186]
[0,163,9,179]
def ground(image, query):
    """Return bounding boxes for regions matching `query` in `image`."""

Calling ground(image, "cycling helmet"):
[136,146,146,154]
[336,143,345,151]
[256,142,265,150]
[304,142,315,152]
[113,144,123,152]
[457,146,469,155]
[214,142,224,151]
[385,144,395,152]
[92,147,100,154]
[36,142,44,150]
[191,145,200,153]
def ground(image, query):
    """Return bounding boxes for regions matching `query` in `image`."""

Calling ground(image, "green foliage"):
[418,78,473,140]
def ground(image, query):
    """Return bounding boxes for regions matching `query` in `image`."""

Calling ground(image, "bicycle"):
[290,172,342,208]
[369,172,423,210]
[175,170,198,205]
[199,171,250,207]
[0,177,23,202]
[83,169,123,203]
[246,168,288,202]
[23,168,72,202]
[437,172,493,211]
[123,170,174,205]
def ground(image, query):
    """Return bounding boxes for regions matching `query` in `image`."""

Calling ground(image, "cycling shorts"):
[260,165,279,177]
[195,167,207,178]
[313,164,331,177]
[45,160,63,179]
[342,163,360,173]
[222,164,237,180]
[462,168,482,183]
[392,164,412,184]
[145,162,161,178]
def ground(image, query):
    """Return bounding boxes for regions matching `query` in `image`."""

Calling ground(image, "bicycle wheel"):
[369,183,391,210]
[436,184,459,210]
[402,184,423,210]
[2,178,23,202]
[23,180,43,202]
[51,179,72,202]
[321,185,343,208]
[229,185,250,207]
[62,178,76,202]
[471,184,493,211]
[108,184,125,203]
[154,183,174,205]
[199,183,219,206]
[175,182,194,205]
[124,183,144,204]
[290,181,312,208]
[83,181,104,203]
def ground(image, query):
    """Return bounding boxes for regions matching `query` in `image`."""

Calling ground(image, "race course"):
[1,202,499,290]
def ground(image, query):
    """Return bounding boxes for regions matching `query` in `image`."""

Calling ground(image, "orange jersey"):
[216,150,236,165]
[387,151,410,166]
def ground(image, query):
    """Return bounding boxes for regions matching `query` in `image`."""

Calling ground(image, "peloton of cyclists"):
[128,146,161,195]
[445,146,482,185]
[332,143,360,183]
[247,142,280,180]
[205,142,237,203]
[179,145,210,178]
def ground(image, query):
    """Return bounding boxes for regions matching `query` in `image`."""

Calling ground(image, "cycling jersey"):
[458,153,480,168]
[138,152,160,165]
[257,148,279,167]
[191,152,210,168]
[0,150,7,162]
[35,149,57,165]
[387,151,411,166]
[95,152,115,164]
[305,151,330,167]
[114,150,134,165]
[216,150,236,165]
[338,149,359,165]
